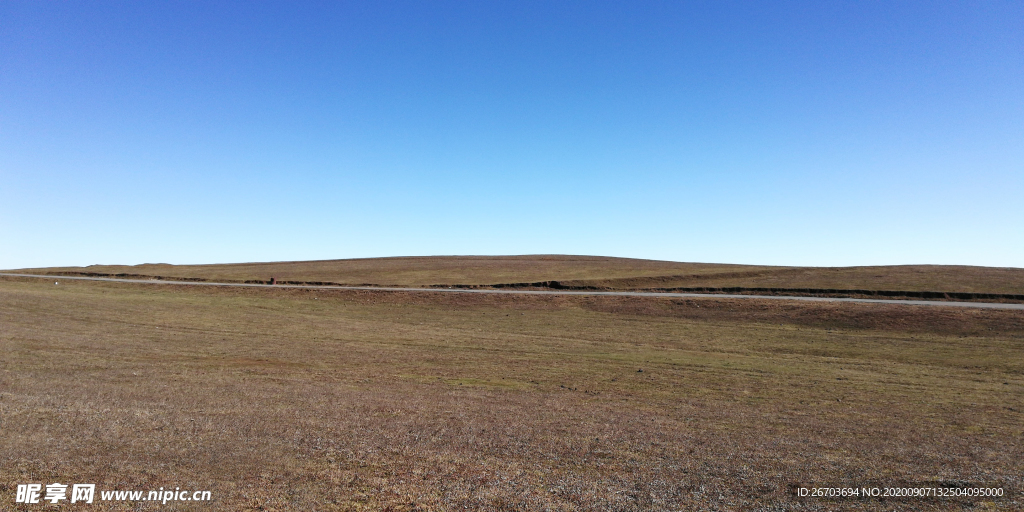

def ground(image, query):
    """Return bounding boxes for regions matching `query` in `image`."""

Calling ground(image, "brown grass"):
[14,254,1024,295]
[1,275,1022,510]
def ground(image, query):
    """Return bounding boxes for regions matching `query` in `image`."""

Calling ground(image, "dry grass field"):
[2,273,1023,510]
[21,255,1024,295]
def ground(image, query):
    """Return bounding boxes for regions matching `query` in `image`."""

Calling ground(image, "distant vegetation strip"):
[33,271,1024,303]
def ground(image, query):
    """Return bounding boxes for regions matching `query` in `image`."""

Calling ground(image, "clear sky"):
[2,1,1022,269]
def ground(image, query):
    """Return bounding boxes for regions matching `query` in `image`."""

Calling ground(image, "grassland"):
[2,273,1022,510]
[19,255,1024,295]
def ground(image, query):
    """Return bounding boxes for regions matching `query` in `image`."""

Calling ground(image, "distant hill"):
[12,255,1024,299]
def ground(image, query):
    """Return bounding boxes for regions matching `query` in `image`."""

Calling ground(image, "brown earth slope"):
[14,255,1024,296]
[14,255,751,286]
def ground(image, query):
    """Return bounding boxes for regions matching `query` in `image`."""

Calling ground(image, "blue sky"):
[2,1,1022,268]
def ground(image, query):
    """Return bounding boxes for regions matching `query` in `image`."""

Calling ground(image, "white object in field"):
[55,281,59,285]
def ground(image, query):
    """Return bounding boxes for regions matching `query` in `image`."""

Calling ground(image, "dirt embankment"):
[453,280,1024,303]
[42,271,210,282]
[24,270,1024,304]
